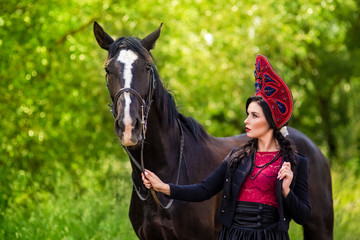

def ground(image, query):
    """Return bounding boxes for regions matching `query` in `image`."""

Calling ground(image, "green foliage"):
[1,0,360,239]
[1,162,359,239]
[332,165,360,239]
[1,157,137,239]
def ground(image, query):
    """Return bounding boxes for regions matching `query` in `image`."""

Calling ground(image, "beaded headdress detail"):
[254,55,293,129]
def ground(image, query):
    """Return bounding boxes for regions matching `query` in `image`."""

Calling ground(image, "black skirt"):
[218,201,289,240]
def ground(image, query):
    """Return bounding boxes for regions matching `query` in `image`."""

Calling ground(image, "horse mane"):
[108,36,209,141]
[152,62,209,141]
[150,61,209,140]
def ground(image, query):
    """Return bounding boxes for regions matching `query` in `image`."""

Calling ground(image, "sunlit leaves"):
[0,0,359,238]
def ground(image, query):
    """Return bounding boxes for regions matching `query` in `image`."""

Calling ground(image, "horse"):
[93,21,333,240]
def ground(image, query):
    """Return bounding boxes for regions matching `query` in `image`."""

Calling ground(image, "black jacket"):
[169,148,311,231]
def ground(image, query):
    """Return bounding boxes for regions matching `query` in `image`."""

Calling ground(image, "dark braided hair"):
[229,96,297,173]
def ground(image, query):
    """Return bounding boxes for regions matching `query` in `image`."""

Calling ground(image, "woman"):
[142,55,311,239]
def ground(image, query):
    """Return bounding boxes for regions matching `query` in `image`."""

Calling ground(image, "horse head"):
[93,21,162,146]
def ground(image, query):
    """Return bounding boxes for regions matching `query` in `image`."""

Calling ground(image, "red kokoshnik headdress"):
[254,55,293,129]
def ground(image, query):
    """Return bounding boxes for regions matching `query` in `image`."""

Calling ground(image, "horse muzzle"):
[115,117,143,146]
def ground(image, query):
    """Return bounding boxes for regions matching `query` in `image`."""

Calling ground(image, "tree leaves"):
[0,0,359,233]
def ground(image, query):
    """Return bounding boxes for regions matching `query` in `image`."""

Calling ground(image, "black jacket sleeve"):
[284,155,311,224]
[169,160,227,202]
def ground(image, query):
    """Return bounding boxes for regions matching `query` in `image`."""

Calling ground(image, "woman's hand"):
[278,162,293,198]
[142,169,170,196]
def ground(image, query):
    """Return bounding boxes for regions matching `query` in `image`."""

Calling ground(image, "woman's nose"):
[244,116,249,124]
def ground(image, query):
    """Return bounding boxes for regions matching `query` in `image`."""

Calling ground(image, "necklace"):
[250,151,281,180]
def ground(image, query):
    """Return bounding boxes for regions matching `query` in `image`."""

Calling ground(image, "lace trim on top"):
[237,151,282,208]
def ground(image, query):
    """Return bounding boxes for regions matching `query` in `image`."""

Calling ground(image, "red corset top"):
[237,151,282,208]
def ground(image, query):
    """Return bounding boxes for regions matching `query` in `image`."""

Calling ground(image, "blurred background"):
[1,0,359,239]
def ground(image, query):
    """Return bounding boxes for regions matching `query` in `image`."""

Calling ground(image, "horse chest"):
[130,198,218,240]
[131,201,177,239]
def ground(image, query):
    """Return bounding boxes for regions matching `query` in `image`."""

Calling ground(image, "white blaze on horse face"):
[117,49,138,145]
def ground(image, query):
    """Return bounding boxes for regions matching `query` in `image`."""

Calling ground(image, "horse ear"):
[93,21,114,50]
[141,23,163,51]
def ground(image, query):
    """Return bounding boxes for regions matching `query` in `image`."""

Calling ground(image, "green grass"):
[1,157,138,240]
[2,158,360,239]
[288,164,360,240]
[332,165,360,239]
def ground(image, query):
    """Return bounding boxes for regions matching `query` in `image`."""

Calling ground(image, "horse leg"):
[303,179,334,240]
[129,194,146,239]
[303,210,334,240]
[169,200,221,240]
[303,204,334,240]
[130,207,169,240]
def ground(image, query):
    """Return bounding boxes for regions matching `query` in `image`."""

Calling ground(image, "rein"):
[124,118,184,209]
[106,66,184,209]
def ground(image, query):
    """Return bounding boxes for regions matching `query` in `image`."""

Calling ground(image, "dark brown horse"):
[93,22,333,240]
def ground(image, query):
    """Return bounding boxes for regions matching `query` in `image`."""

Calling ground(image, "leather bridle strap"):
[109,67,155,138]
[123,118,184,209]
[149,118,184,209]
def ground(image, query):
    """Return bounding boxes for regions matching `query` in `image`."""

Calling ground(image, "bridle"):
[108,66,156,136]
[105,64,184,209]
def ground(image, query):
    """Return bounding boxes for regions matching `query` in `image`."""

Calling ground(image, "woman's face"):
[244,101,272,139]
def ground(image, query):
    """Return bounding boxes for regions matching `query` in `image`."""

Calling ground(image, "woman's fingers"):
[142,172,152,189]
[278,162,292,180]
[279,162,293,197]
[144,169,155,177]
[142,169,160,189]
[141,169,170,195]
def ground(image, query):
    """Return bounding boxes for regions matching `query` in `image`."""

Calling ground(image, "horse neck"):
[129,106,181,176]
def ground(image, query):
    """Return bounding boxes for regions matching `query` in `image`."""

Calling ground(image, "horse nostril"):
[134,118,142,130]
[115,119,125,132]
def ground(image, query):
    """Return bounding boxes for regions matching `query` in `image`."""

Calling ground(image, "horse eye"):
[105,67,111,74]
[145,64,151,71]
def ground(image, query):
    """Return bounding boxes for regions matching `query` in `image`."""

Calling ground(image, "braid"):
[274,128,297,167]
